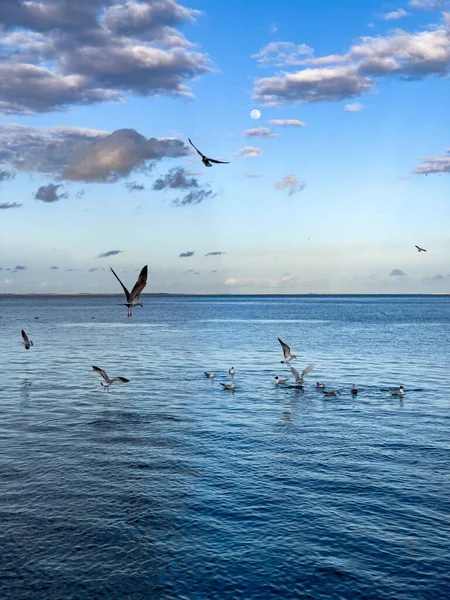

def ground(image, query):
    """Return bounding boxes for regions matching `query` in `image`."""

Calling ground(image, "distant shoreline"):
[0,293,449,297]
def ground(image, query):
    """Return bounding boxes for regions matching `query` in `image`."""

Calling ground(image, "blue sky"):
[0,0,449,294]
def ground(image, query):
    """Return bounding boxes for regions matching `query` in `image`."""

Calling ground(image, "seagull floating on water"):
[316,382,325,389]
[289,363,314,385]
[204,370,214,378]
[274,376,289,385]
[110,265,148,317]
[415,245,427,253]
[391,386,405,397]
[92,365,129,391]
[323,390,341,397]
[229,367,235,377]
[220,382,236,390]
[188,138,229,168]
[278,338,297,363]
[351,384,358,396]
[21,330,33,350]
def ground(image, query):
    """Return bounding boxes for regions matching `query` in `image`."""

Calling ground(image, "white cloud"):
[381,9,410,20]
[269,119,306,127]
[275,174,306,195]
[253,15,450,105]
[244,127,278,138]
[414,148,450,173]
[252,41,314,67]
[237,146,263,158]
[345,102,364,111]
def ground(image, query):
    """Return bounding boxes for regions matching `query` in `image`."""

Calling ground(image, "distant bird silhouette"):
[92,366,129,391]
[415,245,427,253]
[21,329,33,350]
[188,138,229,167]
[323,390,341,397]
[204,370,214,378]
[316,382,325,389]
[351,384,358,396]
[110,264,148,317]
[278,337,297,363]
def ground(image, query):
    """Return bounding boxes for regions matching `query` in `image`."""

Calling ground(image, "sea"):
[0,294,449,600]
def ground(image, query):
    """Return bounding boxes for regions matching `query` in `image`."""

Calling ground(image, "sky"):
[0,0,449,295]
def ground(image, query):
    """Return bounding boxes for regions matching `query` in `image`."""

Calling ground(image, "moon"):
[250,109,261,120]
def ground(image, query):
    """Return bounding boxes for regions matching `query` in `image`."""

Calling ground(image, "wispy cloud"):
[345,102,364,112]
[153,166,218,206]
[34,183,68,203]
[381,9,410,20]
[89,268,105,272]
[179,251,195,258]
[269,119,306,127]
[50,266,59,270]
[125,181,145,192]
[0,201,22,209]
[96,250,123,259]
[205,251,226,256]
[244,127,278,138]
[238,146,263,158]
[0,169,16,181]
[275,174,306,195]
[252,41,314,66]
[409,0,449,9]
[390,269,406,276]
[414,147,450,174]
[12,265,27,273]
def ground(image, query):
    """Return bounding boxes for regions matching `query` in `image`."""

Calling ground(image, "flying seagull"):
[220,382,236,390]
[204,370,214,378]
[21,329,33,350]
[289,363,314,385]
[110,265,148,317]
[188,138,229,168]
[278,337,297,363]
[92,366,129,391]
[415,245,427,253]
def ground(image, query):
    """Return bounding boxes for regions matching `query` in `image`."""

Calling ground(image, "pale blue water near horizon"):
[1,294,449,599]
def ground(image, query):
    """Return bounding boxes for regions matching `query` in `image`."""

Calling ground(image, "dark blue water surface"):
[1,295,449,599]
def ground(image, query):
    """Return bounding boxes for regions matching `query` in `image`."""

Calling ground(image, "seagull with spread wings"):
[278,337,297,363]
[415,245,427,253]
[188,138,229,167]
[21,329,33,350]
[110,265,148,317]
[92,366,129,391]
[289,363,314,386]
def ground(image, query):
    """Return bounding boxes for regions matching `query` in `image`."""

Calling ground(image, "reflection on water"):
[0,294,449,600]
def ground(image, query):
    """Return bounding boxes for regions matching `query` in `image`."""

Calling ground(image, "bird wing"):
[21,329,29,344]
[110,267,131,301]
[92,365,108,381]
[208,158,230,164]
[188,138,205,158]
[112,377,129,384]
[289,365,300,382]
[130,265,148,301]
[278,337,291,359]
[301,363,314,379]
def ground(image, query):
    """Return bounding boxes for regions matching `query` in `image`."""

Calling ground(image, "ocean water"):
[0,294,449,600]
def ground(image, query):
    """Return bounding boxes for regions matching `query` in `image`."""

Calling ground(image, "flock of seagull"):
[204,337,407,398]
[16,141,429,396]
